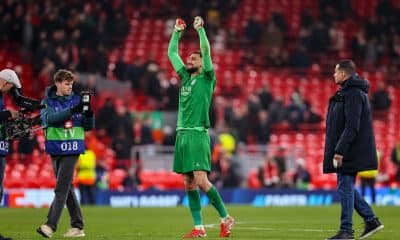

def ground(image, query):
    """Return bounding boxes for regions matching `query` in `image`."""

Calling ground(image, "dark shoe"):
[325,230,354,240]
[0,234,13,240]
[359,217,384,239]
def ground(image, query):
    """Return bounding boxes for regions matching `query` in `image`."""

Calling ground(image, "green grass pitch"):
[1,205,399,239]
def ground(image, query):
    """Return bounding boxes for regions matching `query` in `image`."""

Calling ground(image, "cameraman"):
[0,69,22,204]
[37,69,94,238]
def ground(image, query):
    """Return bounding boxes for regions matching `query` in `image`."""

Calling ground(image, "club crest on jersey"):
[181,86,192,96]
[191,79,196,86]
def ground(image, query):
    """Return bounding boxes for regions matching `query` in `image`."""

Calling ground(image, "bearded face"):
[186,65,198,73]
[186,53,202,74]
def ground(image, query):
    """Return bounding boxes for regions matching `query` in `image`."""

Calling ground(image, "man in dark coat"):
[323,60,384,240]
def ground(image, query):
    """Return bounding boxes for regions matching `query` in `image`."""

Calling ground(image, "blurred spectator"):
[96,98,117,138]
[257,83,274,111]
[351,29,367,61]
[288,44,312,68]
[162,125,176,145]
[77,149,97,205]
[265,46,288,67]
[96,160,109,191]
[124,58,145,91]
[244,15,263,44]
[112,129,133,169]
[132,115,155,145]
[84,74,98,97]
[292,158,311,190]
[246,93,262,141]
[209,148,223,187]
[231,104,249,143]
[220,153,242,188]
[286,98,305,129]
[371,81,391,111]
[112,11,129,41]
[268,97,286,124]
[303,101,323,123]
[329,21,345,52]
[308,21,330,53]
[258,156,280,188]
[144,63,162,101]
[113,51,127,81]
[261,20,284,50]
[391,139,400,182]
[254,110,271,144]
[163,78,179,110]
[271,10,288,33]
[273,147,287,181]
[205,0,222,35]
[93,44,108,76]
[140,116,154,145]
[112,104,133,140]
[122,166,141,191]
[218,127,236,156]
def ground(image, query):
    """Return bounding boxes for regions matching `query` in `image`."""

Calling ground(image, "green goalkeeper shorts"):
[173,130,211,174]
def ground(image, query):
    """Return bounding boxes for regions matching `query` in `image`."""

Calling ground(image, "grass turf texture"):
[0,205,399,239]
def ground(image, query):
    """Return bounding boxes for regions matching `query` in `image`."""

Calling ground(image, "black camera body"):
[0,87,45,140]
[2,115,42,140]
[80,91,91,113]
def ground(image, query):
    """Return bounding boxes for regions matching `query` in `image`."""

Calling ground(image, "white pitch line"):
[204,223,331,232]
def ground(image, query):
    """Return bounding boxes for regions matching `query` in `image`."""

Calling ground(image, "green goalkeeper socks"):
[206,186,228,218]
[187,189,203,226]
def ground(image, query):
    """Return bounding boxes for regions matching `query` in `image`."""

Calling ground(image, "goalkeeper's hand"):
[174,18,186,32]
[193,16,204,30]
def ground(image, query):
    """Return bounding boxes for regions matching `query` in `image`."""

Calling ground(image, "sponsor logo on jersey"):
[181,86,192,96]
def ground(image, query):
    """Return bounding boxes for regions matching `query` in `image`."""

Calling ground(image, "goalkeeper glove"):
[193,16,204,30]
[174,18,186,32]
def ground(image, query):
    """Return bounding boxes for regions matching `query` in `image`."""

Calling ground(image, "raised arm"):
[194,16,213,72]
[167,19,186,72]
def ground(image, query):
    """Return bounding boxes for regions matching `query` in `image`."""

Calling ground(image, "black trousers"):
[0,156,5,204]
[78,184,96,205]
[46,155,83,231]
[360,177,376,204]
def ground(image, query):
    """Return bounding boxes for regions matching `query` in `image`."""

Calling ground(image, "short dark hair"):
[189,51,202,58]
[54,69,74,83]
[337,60,356,75]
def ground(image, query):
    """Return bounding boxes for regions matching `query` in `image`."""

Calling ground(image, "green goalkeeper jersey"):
[168,28,216,130]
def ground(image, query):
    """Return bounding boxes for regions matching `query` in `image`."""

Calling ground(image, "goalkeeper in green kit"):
[168,16,234,238]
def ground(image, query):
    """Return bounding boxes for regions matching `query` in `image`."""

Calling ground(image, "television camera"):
[0,87,44,141]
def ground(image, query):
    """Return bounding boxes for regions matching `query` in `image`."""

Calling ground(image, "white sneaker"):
[63,228,85,238]
[37,224,53,238]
